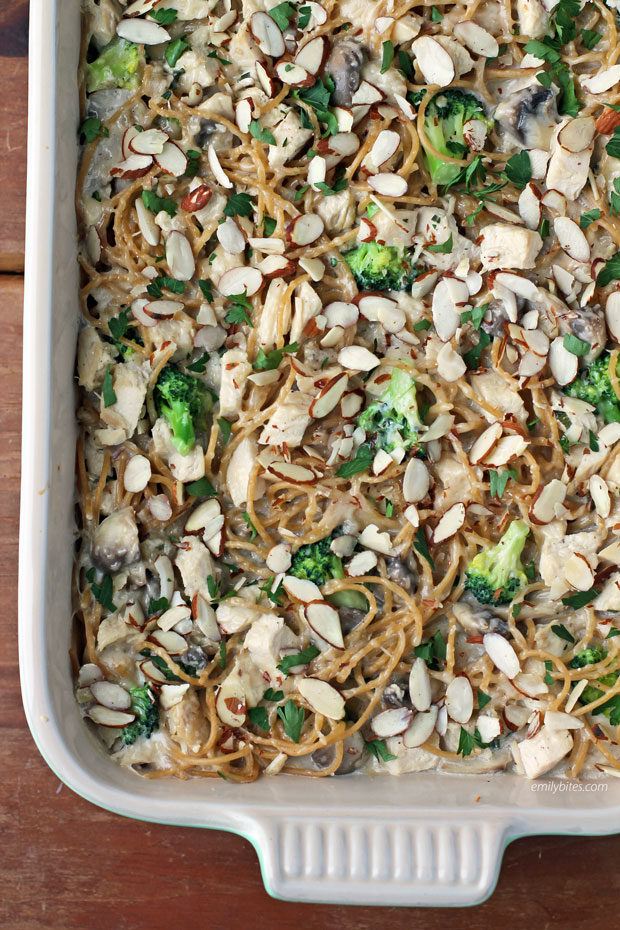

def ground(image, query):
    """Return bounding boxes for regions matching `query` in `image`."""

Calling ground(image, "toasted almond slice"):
[521,328,549,356]
[419,412,454,443]
[371,706,413,738]
[116,18,169,44]
[192,594,220,641]
[565,679,589,713]
[121,126,141,160]
[130,127,168,155]
[590,474,611,517]
[372,449,393,475]
[409,657,432,712]
[558,116,596,152]
[545,710,585,730]
[394,92,415,120]
[367,173,407,197]
[304,601,345,649]
[310,372,349,418]
[453,20,499,57]
[596,107,620,134]
[184,499,221,534]
[144,299,183,318]
[548,335,578,386]
[367,129,400,170]
[135,197,160,246]
[359,523,393,555]
[218,266,263,297]
[294,35,328,75]
[340,390,364,419]
[582,66,620,95]
[255,61,275,97]
[275,60,312,85]
[462,118,488,152]
[351,80,384,105]
[469,423,502,465]
[153,141,187,177]
[518,182,542,229]
[87,706,136,728]
[181,184,211,213]
[337,345,380,371]
[207,144,233,189]
[90,680,132,711]
[148,629,187,655]
[346,550,378,576]
[483,632,520,679]
[565,552,596,591]
[140,658,169,685]
[552,264,575,295]
[357,294,395,322]
[375,15,394,33]
[540,189,566,215]
[402,458,430,503]
[282,575,322,603]
[286,213,324,246]
[324,301,358,328]
[606,291,620,343]
[298,677,345,720]
[266,543,292,574]
[258,254,296,278]
[307,154,327,191]
[483,201,525,224]
[165,229,195,280]
[411,270,438,298]
[445,676,474,724]
[78,664,104,687]
[403,706,438,748]
[519,351,547,378]
[411,36,455,86]
[432,502,465,544]
[250,10,285,57]
[298,256,325,281]
[436,342,466,382]
[124,454,151,493]
[217,216,246,255]
[216,677,247,727]
[111,154,153,179]
[235,98,253,134]
[555,217,590,262]
[157,604,192,632]
[483,435,528,467]
[432,279,460,342]
[503,703,530,732]
[494,272,539,301]
[268,462,317,483]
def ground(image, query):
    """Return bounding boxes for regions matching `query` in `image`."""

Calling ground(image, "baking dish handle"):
[248,814,510,906]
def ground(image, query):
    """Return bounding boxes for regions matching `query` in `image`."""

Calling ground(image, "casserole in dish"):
[20,0,620,906]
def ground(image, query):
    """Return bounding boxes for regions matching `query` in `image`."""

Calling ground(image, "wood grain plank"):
[0,2,28,270]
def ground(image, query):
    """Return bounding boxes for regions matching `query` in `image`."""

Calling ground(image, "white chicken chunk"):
[259,392,313,448]
[151,417,205,483]
[100,361,148,440]
[470,370,526,422]
[268,110,313,170]
[316,189,357,235]
[479,224,542,270]
[515,0,549,40]
[175,535,215,601]
[166,689,209,754]
[537,521,600,598]
[594,573,620,611]
[244,613,298,686]
[382,736,440,774]
[512,725,573,779]
[290,281,322,343]
[225,436,264,507]
[77,326,116,392]
[546,134,593,201]
[256,278,290,350]
[219,348,252,418]
[221,653,266,708]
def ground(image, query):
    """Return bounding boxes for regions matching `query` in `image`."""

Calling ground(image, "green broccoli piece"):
[357,367,422,456]
[154,364,212,457]
[564,353,620,424]
[290,530,368,611]
[464,519,530,605]
[569,647,620,723]
[121,685,159,745]
[86,38,143,93]
[343,241,419,292]
[421,90,493,187]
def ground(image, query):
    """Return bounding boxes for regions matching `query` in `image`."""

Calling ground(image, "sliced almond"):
[207,144,233,189]
[403,458,430,503]
[589,474,611,518]
[217,217,246,255]
[483,435,528,467]
[140,659,169,685]
[337,345,380,371]
[436,342,466,382]
[557,116,596,152]
[110,154,153,179]
[445,676,474,724]
[250,11,286,58]
[154,141,187,177]
[304,601,345,649]
[282,574,322,603]
[309,372,349,418]
[124,454,151,493]
[144,299,183,318]
[266,544,292,574]
[192,594,220,641]
[469,423,502,465]
[324,301,358,328]
[483,632,520,679]
[545,710,584,730]
[565,552,595,591]
[298,256,325,281]
[606,291,620,343]
[286,213,324,246]
[87,706,136,728]
[307,154,327,191]
[582,66,620,95]
[519,351,547,378]
[540,189,566,215]
[402,706,438,748]
[351,81,384,105]
[130,127,168,155]
[411,36,455,86]
[409,657,432,712]
[367,173,408,197]
[157,604,192,633]
[90,681,131,711]
[275,60,312,86]
[135,196,160,246]
[411,270,438,298]
[297,677,345,720]
[235,98,253,134]
[432,279,460,342]
[462,118,488,152]
[419,412,454,443]
[124,0,158,16]
[294,35,328,75]
[166,230,195,280]
[432,503,465,544]
[346,550,378,576]
[394,93,416,120]
[548,335,578,386]
[267,462,317,483]
[340,390,364,419]
[181,184,211,213]
[367,129,400,170]
[148,629,187,655]
[554,217,590,262]
[218,266,263,297]
[116,18,169,44]
[372,449,393,475]
[371,706,413,738]
[216,677,247,727]
[494,272,539,301]
[258,254,295,278]
[453,20,499,57]
[359,523,393,555]
[518,183,542,230]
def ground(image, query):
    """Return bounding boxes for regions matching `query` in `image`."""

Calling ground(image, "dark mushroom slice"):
[311,730,365,774]
[495,83,559,149]
[558,307,606,363]
[193,117,219,149]
[385,555,418,593]
[324,40,366,107]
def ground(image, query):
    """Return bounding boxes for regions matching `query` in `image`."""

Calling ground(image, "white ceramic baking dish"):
[19,0,620,907]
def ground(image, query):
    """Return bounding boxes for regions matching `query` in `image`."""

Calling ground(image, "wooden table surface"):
[2,3,620,926]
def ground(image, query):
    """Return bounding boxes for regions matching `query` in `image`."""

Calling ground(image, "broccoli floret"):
[569,647,620,722]
[86,38,143,94]
[121,685,159,745]
[343,241,419,292]
[421,90,493,187]
[357,367,422,456]
[154,363,212,456]
[564,353,620,424]
[290,530,368,611]
[465,519,530,605]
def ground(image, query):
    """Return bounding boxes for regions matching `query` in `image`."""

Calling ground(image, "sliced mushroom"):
[385,555,418,593]
[311,730,365,774]
[91,507,140,573]
[194,118,219,150]
[324,40,366,107]
[495,84,559,150]
[481,299,512,338]
[557,307,606,364]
